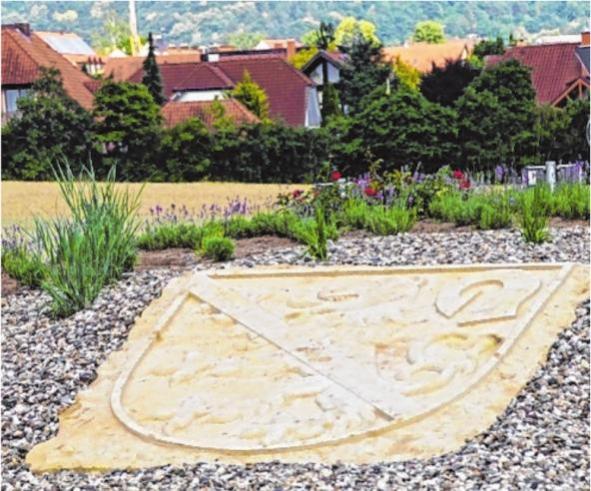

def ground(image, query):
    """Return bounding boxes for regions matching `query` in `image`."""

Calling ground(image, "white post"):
[545,161,556,191]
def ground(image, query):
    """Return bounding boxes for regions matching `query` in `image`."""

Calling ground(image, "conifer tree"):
[142,32,165,105]
[321,83,342,125]
[230,70,270,120]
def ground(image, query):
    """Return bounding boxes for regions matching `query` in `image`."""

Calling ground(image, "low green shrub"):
[137,222,203,250]
[201,236,235,261]
[552,183,590,219]
[35,164,142,317]
[1,245,46,287]
[519,185,550,244]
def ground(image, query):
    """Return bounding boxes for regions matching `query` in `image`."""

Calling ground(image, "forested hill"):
[2,1,589,47]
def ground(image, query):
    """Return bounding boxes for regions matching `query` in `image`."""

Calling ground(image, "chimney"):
[582,31,590,46]
[287,39,296,59]
[11,23,31,37]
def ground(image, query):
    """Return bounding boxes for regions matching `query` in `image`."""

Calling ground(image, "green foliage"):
[2,68,95,180]
[563,99,591,161]
[338,32,391,113]
[329,89,458,175]
[5,2,588,47]
[142,32,165,105]
[201,236,235,261]
[93,80,162,180]
[420,59,480,106]
[471,37,505,66]
[34,164,142,317]
[413,21,445,44]
[518,185,550,244]
[456,59,536,170]
[136,222,204,250]
[321,83,342,125]
[339,199,416,235]
[334,17,380,48]
[477,193,513,230]
[160,117,211,181]
[209,123,330,183]
[291,207,330,260]
[552,183,590,220]
[393,56,421,91]
[227,31,265,49]
[229,70,270,121]
[1,246,46,288]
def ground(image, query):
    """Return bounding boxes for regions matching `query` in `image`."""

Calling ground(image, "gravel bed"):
[234,227,590,268]
[2,228,589,490]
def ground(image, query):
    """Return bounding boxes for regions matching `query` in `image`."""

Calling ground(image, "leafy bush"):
[518,185,550,244]
[35,164,142,317]
[552,183,590,220]
[137,222,204,250]
[201,236,235,261]
[1,245,46,288]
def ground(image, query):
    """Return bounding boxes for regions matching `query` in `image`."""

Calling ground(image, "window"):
[2,88,29,114]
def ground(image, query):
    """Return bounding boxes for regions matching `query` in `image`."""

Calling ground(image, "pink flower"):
[453,170,464,180]
[459,178,471,190]
[364,187,377,197]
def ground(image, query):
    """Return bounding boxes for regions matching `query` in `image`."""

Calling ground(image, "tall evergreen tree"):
[321,83,342,125]
[338,30,391,114]
[142,32,165,105]
[420,59,480,106]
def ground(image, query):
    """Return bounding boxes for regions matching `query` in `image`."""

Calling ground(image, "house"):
[161,99,259,128]
[486,31,590,107]
[2,23,96,121]
[383,39,476,73]
[35,30,96,68]
[301,50,348,104]
[103,53,201,81]
[128,55,320,127]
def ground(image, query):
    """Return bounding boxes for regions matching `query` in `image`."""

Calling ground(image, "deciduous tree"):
[2,68,95,180]
[413,21,445,44]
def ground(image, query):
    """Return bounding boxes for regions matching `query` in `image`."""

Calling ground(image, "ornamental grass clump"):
[552,183,590,220]
[518,185,550,244]
[35,164,142,317]
[477,192,513,230]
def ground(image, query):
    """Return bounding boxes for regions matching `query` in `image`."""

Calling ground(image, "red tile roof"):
[486,43,587,105]
[126,55,314,126]
[383,40,475,73]
[103,54,201,82]
[161,99,259,128]
[213,57,314,126]
[128,63,234,99]
[1,25,95,109]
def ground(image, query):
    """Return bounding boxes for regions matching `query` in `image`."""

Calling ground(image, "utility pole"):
[128,0,139,55]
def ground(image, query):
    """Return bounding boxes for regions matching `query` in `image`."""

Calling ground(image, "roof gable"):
[487,43,585,105]
[1,26,95,109]
[383,40,474,73]
[161,99,259,128]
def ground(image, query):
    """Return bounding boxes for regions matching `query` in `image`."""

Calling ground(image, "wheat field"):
[1,181,309,227]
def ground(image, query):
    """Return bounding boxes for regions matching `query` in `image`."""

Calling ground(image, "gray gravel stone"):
[2,227,589,490]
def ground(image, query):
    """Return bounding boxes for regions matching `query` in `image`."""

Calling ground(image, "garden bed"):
[2,229,589,489]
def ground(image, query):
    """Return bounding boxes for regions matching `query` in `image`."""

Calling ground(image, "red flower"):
[459,179,471,190]
[453,170,464,180]
[330,170,342,181]
[364,187,377,197]
[292,189,304,198]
